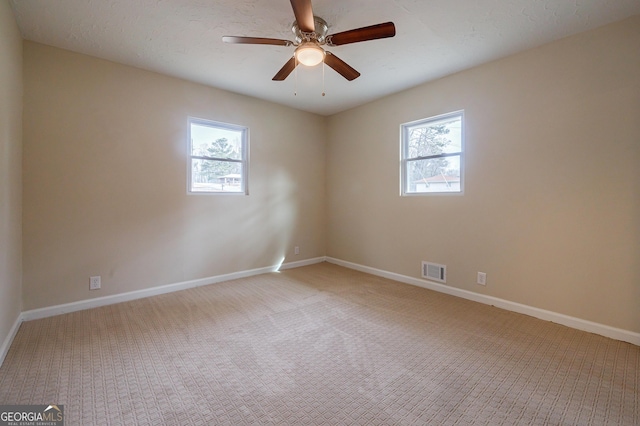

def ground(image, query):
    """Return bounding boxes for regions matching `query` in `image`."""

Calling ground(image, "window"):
[401,111,464,195]
[188,117,248,194]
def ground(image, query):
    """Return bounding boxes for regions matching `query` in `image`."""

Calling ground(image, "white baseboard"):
[278,256,327,270]
[0,314,23,367]
[326,257,640,346]
[21,256,326,322]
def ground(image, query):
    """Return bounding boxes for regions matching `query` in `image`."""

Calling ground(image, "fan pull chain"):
[294,57,298,96]
[322,60,325,97]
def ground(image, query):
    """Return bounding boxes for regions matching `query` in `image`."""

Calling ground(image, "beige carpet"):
[0,262,638,425]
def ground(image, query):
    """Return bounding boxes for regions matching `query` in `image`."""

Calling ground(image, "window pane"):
[191,159,243,192]
[407,116,462,158]
[188,117,248,194]
[190,123,243,160]
[401,111,463,195]
[406,155,461,193]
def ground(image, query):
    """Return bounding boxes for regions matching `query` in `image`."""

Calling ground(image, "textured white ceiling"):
[9,0,640,115]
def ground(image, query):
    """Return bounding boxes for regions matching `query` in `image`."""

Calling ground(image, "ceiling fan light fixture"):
[224,0,396,81]
[295,42,325,66]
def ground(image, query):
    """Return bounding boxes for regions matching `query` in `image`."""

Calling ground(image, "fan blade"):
[272,57,298,81]
[290,0,315,33]
[324,52,360,81]
[223,36,292,46]
[327,22,396,46]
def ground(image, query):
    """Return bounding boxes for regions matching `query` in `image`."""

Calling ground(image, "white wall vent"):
[422,261,446,283]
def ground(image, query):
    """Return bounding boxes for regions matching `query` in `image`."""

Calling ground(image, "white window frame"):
[400,110,464,196]
[188,117,249,195]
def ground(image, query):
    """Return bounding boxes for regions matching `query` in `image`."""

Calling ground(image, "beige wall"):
[326,16,640,333]
[0,0,23,348]
[22,42,326,310]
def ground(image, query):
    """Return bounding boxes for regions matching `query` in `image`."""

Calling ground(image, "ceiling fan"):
[222,0,396,81]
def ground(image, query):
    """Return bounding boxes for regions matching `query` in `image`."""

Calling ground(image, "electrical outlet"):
[477,272,487,286]
[294,246,300,255]
[90,276,101,290]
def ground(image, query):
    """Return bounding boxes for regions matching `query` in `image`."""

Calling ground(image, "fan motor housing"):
[292,16,328,44]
